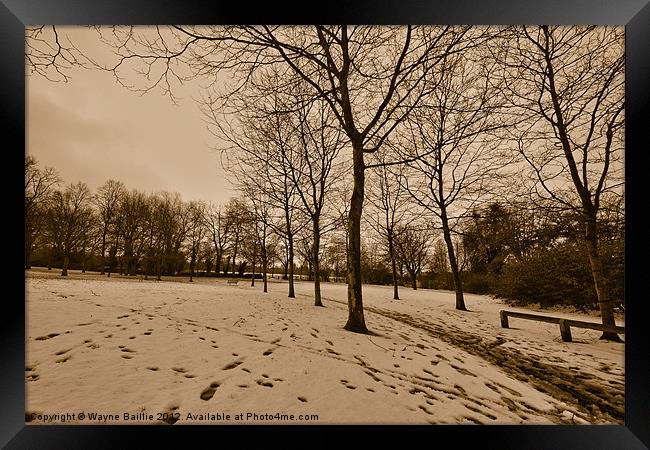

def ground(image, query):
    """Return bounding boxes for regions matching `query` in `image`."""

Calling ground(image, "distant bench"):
[499,310,625,342]
[226,279,239,285]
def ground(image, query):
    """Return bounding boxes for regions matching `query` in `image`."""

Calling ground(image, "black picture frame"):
[3,0,648,448]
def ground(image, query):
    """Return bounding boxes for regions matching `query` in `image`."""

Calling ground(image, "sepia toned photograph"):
[25,25,625,426]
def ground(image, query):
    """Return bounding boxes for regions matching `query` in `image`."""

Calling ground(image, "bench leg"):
[500,311,509,328]
[559,319,572,342]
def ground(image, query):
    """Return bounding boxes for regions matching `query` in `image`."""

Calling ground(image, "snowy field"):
[25,268,625,425]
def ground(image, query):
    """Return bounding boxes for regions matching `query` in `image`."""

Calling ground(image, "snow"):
[25,268,624,425]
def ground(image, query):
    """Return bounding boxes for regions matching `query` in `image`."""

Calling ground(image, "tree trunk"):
[441,207,466,311]
[251,250,256,287]
[344,142,368,333]
[47,245,53,270]
[313,220,323,307]
[231,248,238,275]
[263,253,268,293]
[584,217,621,341]
[410,272,417,290]
[61,254,69,276]
[190,247,196,282]
[389,236,399,300]
[214,249,221,275]
[307,258,313,281]
[288,233,296,298]
[100,232,107,275]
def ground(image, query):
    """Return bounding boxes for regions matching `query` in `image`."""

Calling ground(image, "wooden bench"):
[226,279,239,285]
[500,310,624,342]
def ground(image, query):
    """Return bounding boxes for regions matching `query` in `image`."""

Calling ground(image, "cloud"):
[27,68,231,205]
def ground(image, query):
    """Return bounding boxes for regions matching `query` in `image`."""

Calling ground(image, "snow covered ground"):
[25,268,625,425]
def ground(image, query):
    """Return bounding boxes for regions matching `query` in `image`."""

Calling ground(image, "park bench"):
[499,310,625,342]
[227,279,239,285]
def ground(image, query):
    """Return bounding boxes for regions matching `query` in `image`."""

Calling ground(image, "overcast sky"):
[27,27,235,206]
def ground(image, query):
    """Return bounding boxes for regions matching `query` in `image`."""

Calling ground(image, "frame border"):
[3,1,648,448]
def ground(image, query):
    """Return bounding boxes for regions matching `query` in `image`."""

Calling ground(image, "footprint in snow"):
[493,382,522,397]
[222,360,244,370]
[450,364,477,377]
[27,373,40,382]
[35,333,59,341]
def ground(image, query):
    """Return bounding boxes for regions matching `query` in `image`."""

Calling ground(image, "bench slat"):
[563,319,624,333]
[502,311,561,325]
[500,309,624,343]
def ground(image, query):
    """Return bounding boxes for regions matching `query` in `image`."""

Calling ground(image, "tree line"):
[25,151,623,312]
[26,25,624,339]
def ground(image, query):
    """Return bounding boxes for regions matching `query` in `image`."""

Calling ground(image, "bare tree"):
[204,202,231,275]
[78,214,100,273]
[430,238,450,276]
[216,76,309,297]
[366,163,408,299]
[152,192,189,279]
[280,91,347,307]
[494,26,624,339]
[46,182,93,276]
[118,189,149,276]
[93,180,126,274]
[399,45,509,310]
[25,156,60,269]
[394,221,432,290]
[98,25,485,333]
[223,197,248,277]
[186,201,207,282]
[245,189,274,293]
[26,26,91,82]
[141,192,161,280]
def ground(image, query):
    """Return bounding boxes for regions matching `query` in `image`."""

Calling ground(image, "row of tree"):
[25,159,289,281]
[25,155,623,311]
[26,25,625,338]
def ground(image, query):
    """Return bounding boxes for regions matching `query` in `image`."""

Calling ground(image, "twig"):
[367,336,394,356]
